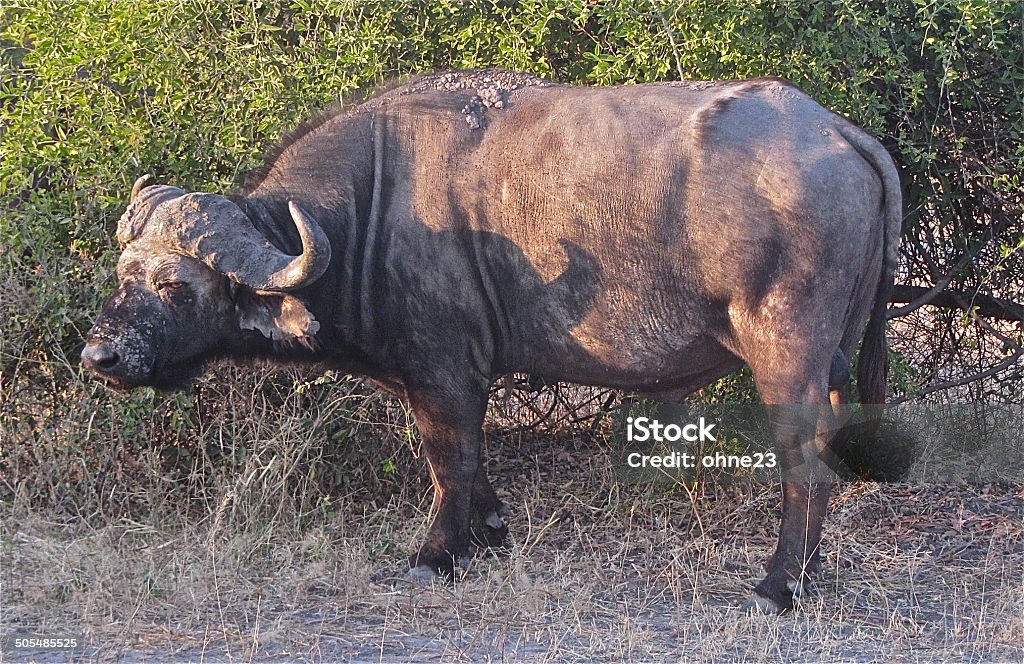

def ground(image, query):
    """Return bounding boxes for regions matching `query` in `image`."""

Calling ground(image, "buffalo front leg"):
[405,382,488,580]
[470,468,509,549]
[747,391,838,612]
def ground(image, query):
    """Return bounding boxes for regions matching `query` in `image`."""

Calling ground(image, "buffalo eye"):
[156,280,186,291]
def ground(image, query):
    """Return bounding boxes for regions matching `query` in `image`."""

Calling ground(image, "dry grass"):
[2,383,1022,662]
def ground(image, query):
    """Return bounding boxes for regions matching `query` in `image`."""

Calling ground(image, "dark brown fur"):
[84,69,901,612]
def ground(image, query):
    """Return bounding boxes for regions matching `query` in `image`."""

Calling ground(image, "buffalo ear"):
[234,287,320,348]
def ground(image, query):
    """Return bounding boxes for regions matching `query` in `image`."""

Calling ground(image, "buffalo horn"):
[130,174,154,202]
[261,201,333,291]
[167,194,331,292]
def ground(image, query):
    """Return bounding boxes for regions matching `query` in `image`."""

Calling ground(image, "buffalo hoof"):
[407,545,474,582]
[740,593,787,614]
[470,511,510,549]
[403,565,445,585]
[401,553,477,585]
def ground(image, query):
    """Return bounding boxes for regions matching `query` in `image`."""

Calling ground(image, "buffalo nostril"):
[81,342,120,371]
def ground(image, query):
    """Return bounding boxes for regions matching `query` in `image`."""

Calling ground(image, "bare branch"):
[889,285,1024,322]
[889,347,1023,405]
[887,275,955,319]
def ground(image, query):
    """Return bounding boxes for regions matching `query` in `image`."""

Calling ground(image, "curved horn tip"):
[260,200,331,291]
[287,200,308,220]
[130,174,154,201]
[287,201,327,245]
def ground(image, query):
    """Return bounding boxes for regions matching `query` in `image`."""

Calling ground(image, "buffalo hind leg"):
[405,379,488,581]
[745,375,838,612]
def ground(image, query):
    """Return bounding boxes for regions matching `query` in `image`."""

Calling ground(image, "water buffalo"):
[82,69,900,612]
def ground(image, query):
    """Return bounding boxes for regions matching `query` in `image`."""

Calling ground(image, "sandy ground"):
[2,423,1021,663]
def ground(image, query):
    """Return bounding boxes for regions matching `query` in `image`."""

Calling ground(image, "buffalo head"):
[81,175,331,390]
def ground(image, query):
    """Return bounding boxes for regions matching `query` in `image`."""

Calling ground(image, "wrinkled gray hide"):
[83,69,901,612]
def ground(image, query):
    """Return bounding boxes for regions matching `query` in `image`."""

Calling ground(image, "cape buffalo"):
[82,69,901,612]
